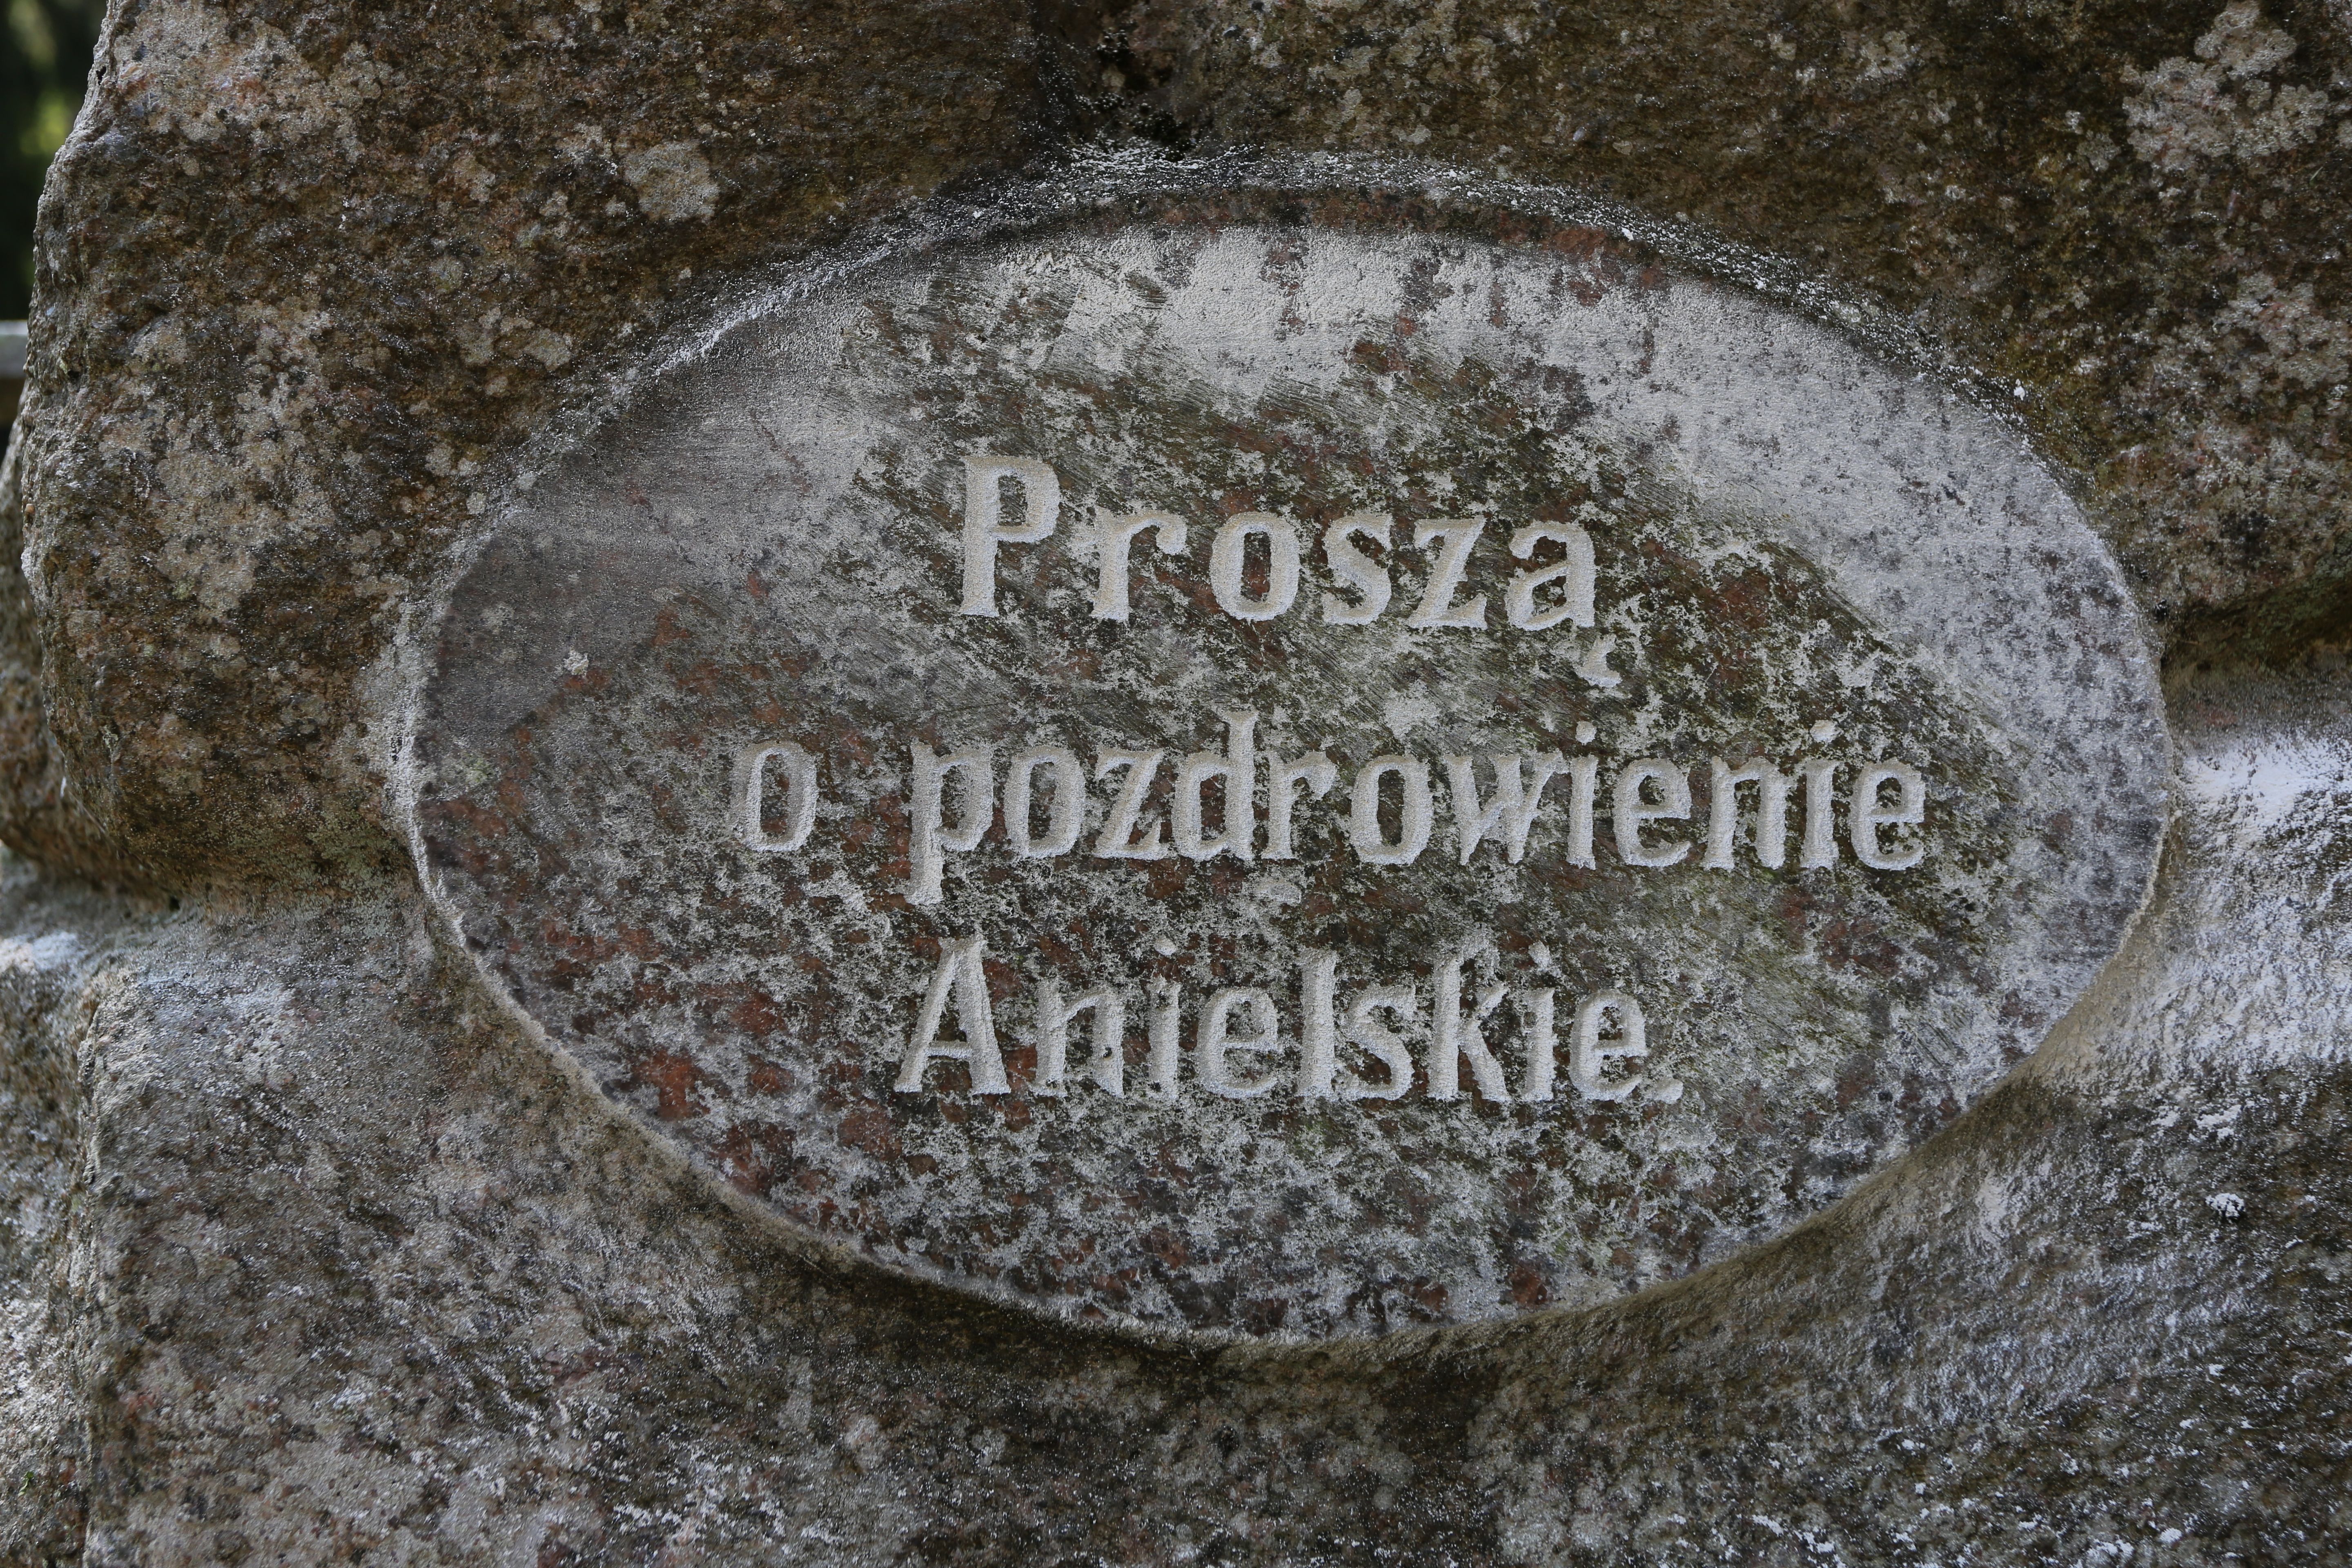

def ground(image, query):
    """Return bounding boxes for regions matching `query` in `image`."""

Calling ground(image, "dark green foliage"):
[2,0,102,319]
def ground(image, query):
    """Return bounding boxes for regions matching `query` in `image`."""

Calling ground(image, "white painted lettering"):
[959,456,1059,617]
[1095,748,1170,861]
[1035,980,1123,1096]
[1569,990,1646,1102]
[1704,757,1792,870]
[1516,987,1558,1101]
[1348,755,1434,866]
[1851,762,1926,870]
[1444,751,1566,864]
[1613,759,1692,869]
[1209,512,1301,621]
[1147,978,1183,1099]
[1563,753,1600,867]
[886,933,1677,1108]
[936,454,1637,639]
[1092,511,1188,622]
[1297,949,1341,1100]
[1505,523,1596,631]
[1406,519,1488,628]
[896,935,1010,1094]
[1004,746,1084,859]
[735,741,819,852]
[1199,987,1284,1098]
[1172,710,1258,863]
[1299,953,1417,1101]
[1429,949,1511,1101]
[1265,750,1338,861]
[1321,513,1393,625]
[1572,634,1624,688]
[1340,982,1417,1100]
[908,743,993,905]
[1800,758,1840,869]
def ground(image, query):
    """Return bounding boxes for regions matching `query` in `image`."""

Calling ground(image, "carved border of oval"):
[395,154,2173,1344]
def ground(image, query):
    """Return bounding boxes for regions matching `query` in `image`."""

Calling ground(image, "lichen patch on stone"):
[621,142,719,224]
[2123,3,2336,171]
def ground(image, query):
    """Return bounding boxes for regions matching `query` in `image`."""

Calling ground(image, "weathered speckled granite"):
[1,0,2347,1561]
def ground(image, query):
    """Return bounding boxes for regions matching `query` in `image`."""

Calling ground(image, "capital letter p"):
[960,456,1060,616]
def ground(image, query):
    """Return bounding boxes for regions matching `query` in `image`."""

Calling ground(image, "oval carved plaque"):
[413,174,2168,1338]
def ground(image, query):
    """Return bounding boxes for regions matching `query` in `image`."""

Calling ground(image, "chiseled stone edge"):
[385,151,2175,1346]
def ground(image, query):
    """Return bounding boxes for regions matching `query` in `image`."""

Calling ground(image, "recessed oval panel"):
[413,179,2167,1338]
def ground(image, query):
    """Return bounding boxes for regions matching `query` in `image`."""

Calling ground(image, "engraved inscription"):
[742,716,1927,887]
[962,457,1609,649]
[416,194,2167,1337]
[891,934,1668,1107]
[740,455,1939,1109]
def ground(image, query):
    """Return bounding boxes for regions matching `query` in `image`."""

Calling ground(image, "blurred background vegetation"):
[5,0,105,319]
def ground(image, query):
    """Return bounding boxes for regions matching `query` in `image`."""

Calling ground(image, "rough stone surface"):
[0,0,2347,1561]
[1128,0,2352,664]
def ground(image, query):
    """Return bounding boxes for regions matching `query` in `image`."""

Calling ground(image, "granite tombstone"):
[8,2,2352,1556]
